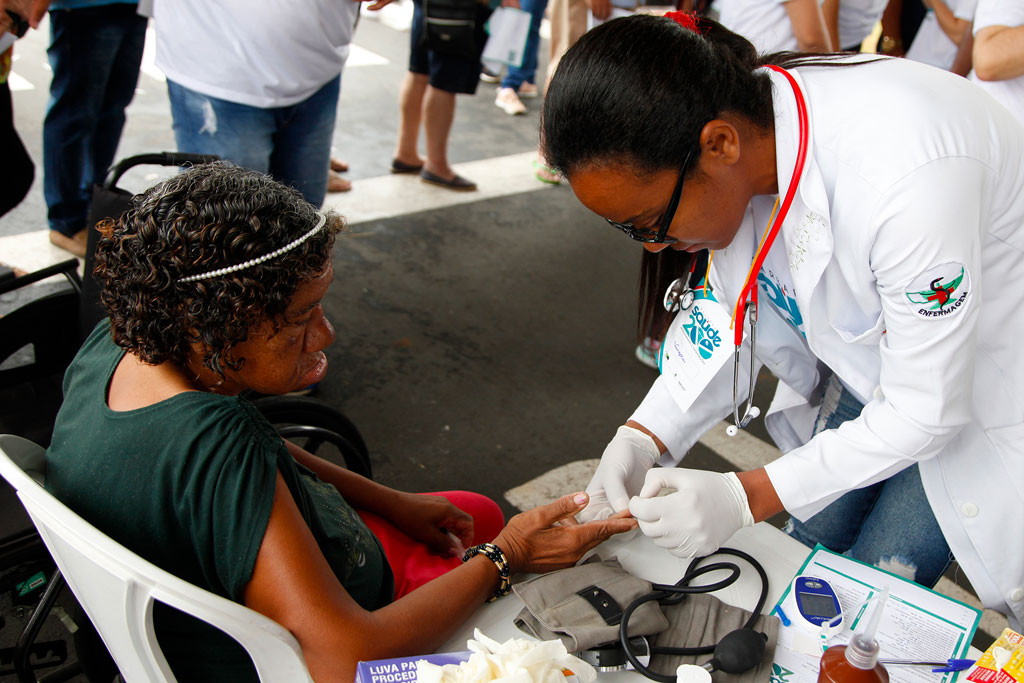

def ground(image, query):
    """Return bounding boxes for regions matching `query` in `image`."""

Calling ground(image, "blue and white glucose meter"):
[791,576,843,637]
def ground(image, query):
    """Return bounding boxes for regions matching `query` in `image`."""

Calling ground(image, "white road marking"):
[6,71,34,91]
[349,44,389,67]
[322,151,555,225]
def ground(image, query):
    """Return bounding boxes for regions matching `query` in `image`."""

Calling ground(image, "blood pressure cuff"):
[512,557,670,652]
[513,559,779,683]
[648,593,780,683]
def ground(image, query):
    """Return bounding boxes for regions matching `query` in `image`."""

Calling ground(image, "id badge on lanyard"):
[659,289,739,413]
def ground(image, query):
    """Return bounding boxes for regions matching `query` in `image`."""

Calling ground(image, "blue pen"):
[774,604,792,627]
[880,659,976,673]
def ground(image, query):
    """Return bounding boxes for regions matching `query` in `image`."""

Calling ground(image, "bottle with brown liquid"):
[819,588,890,683]
[817,637,890,683]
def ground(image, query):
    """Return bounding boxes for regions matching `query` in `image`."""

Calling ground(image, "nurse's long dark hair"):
[541,13,874,339]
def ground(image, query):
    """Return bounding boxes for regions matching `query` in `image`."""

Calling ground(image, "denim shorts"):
[784,374,954,588]
[409,0,491,95]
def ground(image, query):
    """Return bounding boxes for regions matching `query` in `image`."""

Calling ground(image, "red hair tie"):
[665,10,703,34]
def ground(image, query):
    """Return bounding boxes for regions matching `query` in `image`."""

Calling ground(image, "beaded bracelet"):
[463,542,512,601]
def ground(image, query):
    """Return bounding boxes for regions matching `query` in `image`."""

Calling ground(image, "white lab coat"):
[631,57,1024,627]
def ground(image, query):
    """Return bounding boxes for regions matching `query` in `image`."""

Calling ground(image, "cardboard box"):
[355,651,473,683]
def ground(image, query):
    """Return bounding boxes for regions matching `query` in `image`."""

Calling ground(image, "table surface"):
[440,522,815,680]
[440,523,983,680]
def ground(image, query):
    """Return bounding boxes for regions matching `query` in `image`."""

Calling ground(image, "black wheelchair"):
[0,153,370,682]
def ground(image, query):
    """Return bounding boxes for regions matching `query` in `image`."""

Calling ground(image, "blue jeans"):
[500,0,549,91]
[166,75,340,207]
[785,376,954,588]
[43,4,146,236]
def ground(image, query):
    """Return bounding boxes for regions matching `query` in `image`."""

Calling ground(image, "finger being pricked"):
[495,493,639,575]
[578,512,638,540]
[537,493,634,532]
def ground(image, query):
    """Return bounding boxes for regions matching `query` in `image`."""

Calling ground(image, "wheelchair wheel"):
[251,396,372,480]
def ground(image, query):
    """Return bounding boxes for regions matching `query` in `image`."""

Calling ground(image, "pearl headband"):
[179,212,327,283]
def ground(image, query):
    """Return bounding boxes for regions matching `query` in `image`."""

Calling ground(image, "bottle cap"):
[845,588,888,670]
[677,665,712,683]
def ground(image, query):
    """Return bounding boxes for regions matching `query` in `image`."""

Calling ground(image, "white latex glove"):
[628,468,755,557]
[578,425,660,522]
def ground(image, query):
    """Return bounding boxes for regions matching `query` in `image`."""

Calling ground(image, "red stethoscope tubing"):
[731,65,810,347]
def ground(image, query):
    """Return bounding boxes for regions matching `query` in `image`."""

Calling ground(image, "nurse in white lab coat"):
[541,13,1024,628]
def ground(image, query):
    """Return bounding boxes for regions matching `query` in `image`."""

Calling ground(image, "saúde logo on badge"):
[682,305,722,360]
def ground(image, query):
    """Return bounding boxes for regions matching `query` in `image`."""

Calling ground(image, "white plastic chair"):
[0,434,314,683]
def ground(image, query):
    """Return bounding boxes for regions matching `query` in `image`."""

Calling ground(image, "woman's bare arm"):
[244,475,637,681]
[973,24,1024,80]
[785,0,834,51]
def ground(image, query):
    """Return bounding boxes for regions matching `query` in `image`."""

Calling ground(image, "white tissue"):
[416,630,596,683]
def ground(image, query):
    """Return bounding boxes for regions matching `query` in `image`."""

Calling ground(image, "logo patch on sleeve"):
[904,262,971,319]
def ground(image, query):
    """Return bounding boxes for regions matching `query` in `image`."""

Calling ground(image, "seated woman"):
[46,162,635,682]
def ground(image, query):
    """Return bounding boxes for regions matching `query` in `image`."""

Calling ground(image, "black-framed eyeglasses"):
[605,147,694,245]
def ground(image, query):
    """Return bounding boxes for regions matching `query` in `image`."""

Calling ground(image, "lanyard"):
[729,65,811,348]
[721,66,811,434]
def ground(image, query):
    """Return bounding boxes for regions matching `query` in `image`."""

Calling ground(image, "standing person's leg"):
[418,3,490,190]
[536,0,584,183]
[269,75,340,207]
[43,5,143,254]
[501,0,548,93]
[393,0,430,172]
[546,0,587,81]
[515,0,549,98]
[90,6,146,199]
[166,79,276,175]
[547,0,571,76]
[496,0,548,114]
[0,81,34,219]
[421,86,458,179]
[394,72,428,170]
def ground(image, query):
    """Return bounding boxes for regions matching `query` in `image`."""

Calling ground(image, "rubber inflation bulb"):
[708,629,768,674]
[726,425,739,437]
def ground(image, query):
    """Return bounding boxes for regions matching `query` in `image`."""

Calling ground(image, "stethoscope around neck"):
[660,65,810,438]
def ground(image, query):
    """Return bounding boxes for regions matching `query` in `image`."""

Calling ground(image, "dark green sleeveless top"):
[47,322,393,680]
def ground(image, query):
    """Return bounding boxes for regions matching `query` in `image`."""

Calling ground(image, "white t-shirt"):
[905,0,978,70]
[837,0,889,48]
[716,0,800,53]
[153,0,358,108]
[970,0,1024,126]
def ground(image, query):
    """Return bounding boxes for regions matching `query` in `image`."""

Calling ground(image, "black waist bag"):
[422,0,481,58]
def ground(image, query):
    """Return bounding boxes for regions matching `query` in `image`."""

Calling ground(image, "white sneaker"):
[495,87,527,115]
[634,337,662,369]
[519,82,539,98]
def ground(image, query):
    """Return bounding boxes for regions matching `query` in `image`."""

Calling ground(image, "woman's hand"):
[1,0,49,34]
[386,492,475,557]
[493,492,637,574]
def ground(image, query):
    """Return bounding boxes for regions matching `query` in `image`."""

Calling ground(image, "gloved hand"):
[578,425,660,522]
[628,468,755,557]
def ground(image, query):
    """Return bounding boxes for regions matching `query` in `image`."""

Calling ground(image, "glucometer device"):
[791,576,843,638]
